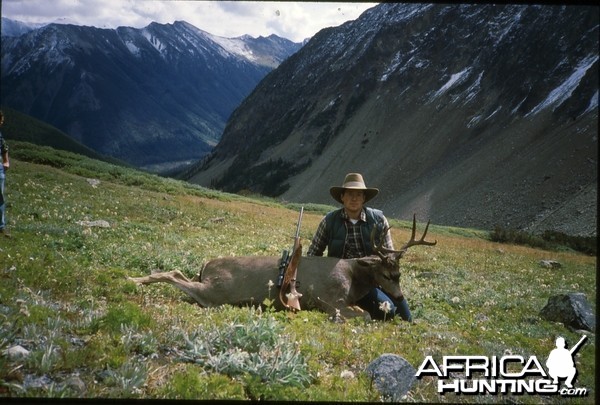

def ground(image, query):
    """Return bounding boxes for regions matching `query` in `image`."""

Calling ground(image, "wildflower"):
[379,301,392,314]
[340,370,355,379]
[267,280,274,288]
[333,308,343,323]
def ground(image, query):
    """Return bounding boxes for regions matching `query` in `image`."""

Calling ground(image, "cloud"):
[1,0,376,42]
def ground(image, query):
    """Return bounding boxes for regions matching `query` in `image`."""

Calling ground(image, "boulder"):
[540,292,596,332]
[539,260,562,269]
[365,353,416,401]
[3,345,30,360]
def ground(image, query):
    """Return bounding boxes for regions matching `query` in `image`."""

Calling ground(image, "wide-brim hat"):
[330,173,379,204]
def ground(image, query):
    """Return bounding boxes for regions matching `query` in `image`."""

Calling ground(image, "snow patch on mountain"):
[488,6,524,47]
[430,67,472,100]
[463,71,484,104]
[207,33,257,62]
[124,41,141,57]
[527,54,599,116]
[380,51,403,82]
[141,29,167,55]
[581,90,598,117]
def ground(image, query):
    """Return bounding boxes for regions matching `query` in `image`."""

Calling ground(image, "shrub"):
[176,308,312,388]
[490,225,596,255]
[541,230,596,255]
[98,302,153,333]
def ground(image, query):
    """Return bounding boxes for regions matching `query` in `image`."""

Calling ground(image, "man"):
[546,337,577,388]
[307,173,412,321]
[0,111,10,237]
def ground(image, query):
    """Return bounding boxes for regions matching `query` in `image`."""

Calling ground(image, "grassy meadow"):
[0,142,596,402]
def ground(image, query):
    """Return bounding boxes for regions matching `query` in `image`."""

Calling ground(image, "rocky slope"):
[185,3,598,236]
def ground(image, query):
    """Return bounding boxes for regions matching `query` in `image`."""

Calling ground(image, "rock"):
[23,374,53,390]
[86,178,101,188]
[540,292,596,332]
[64,375,86,394]
[365,353,416,401]
[76,220,111,228]
[3,345,30,360]
[539,260,562,269]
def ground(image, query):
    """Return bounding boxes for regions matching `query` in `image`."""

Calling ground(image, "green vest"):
[325,207,386,258]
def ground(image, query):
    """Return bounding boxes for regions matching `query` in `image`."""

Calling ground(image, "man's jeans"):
[356,287,412,322]
[0,167,5,230]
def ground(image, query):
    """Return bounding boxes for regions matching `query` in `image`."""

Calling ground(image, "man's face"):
[341,189,366,213]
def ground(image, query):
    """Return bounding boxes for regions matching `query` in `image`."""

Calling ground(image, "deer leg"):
[128,270,192,285]
[315,296,371,322]
[128,270,208,307]
[338,305,371,322]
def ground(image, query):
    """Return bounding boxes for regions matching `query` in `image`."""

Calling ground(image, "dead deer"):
[128,215,437,320]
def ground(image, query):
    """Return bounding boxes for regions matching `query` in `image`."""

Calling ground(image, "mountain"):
[0,107,127,166]
[1,19,302,171]
[184,3,598,237]
[0,17,47,37]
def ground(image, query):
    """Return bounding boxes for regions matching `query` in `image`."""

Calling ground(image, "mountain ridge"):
[1,18,302,171]
[185,3,598,236]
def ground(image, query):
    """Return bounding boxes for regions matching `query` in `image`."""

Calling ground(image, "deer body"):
[129,255,404,319]
[128,215,436,321]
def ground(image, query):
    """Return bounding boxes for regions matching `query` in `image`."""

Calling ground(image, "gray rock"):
[76,220,110,228]
[540,292,596,332]
[365,353,416,401]
[64,375,86,394]
[86,178,101,188]
[539,260,562,269]
[3,345,30,360]
[23,374,53,390]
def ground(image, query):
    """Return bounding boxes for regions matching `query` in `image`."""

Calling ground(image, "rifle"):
[280,207,304,311]
[569,335,587,355]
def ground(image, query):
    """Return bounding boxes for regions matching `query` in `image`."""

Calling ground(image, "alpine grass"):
[0,142,595,402]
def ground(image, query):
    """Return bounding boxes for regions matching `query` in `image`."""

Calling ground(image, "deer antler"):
[400,214,437,251]
[370,214,437,259]
[371,224,403,258]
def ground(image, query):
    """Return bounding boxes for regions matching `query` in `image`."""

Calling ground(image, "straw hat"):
[329,173,379,204]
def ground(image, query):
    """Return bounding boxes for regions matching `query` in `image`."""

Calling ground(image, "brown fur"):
[128,215,436,321]
[128,255,405,320]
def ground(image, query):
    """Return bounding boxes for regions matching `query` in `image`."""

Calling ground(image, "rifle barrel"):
[295,207,304,238]
[569,335,588,355]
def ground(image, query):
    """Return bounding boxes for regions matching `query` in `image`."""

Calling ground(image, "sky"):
[1,0,378,43]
